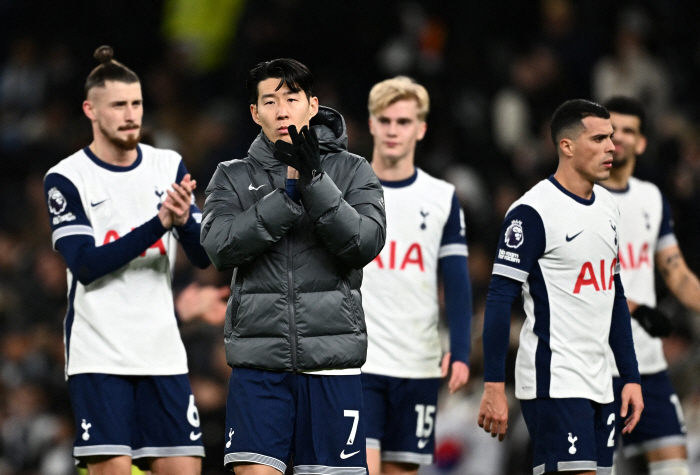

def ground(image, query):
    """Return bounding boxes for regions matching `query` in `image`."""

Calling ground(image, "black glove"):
[274,125,322,189]
[632,305,673,337]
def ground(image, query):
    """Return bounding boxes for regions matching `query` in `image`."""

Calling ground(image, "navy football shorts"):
[613,371,686,457]
[361,373,441,465]
[224,368,367,475]
[68,373,204,468]
[520,397,616,475]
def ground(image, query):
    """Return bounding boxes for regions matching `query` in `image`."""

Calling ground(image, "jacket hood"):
[247,106,348,171]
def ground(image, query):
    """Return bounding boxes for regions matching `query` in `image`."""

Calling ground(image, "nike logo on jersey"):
[248,184,266,191]
[565,230,583,242]
[417,438,429,449]
[91,199,108,207]
[340,449,360,459]
[190,431,202,441]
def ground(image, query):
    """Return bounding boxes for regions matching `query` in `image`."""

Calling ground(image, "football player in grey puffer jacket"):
[200,58,385,474]
[202,89,385,373]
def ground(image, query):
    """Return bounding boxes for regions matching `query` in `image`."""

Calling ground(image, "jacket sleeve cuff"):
[298,173,341,221]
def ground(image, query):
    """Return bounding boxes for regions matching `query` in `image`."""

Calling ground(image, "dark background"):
[2,1,700,474]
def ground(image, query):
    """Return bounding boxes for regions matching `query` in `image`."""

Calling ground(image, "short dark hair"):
[550,99,610,147]
[246,58,314,105]
[603,96,647,135]
[85,46,139,95]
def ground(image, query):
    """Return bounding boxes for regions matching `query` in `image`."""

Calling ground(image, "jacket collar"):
[247,106,348,171]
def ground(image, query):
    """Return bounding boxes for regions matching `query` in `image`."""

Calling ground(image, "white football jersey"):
[45,145,190,376]
[606,176,676,375]
[493,177,621,403]
[361,169,468,378]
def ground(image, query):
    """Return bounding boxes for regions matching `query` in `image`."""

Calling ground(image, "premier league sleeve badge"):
[505,219,524,249]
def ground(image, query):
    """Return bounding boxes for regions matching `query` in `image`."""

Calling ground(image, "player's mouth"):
[603,159,613,169]
[278,126,289,134]
[119,125,140,131]
[385,141,399,148]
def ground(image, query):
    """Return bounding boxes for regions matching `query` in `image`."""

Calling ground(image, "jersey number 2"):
[607,413,615,447]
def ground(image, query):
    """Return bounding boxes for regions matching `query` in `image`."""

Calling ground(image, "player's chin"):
[596,169,611,181]
[276,133,292,144]
[381,148,404,161]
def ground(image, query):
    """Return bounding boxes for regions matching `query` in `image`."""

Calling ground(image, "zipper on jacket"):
[287,233,297,371]
[342,278,361,331]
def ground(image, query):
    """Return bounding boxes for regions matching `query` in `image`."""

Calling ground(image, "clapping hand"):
[273,125,322,189]
[159,174,196,229]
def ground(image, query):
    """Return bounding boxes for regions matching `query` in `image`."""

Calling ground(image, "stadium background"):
[2,0,700,473]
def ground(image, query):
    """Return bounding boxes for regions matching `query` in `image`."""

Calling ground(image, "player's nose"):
[276,102,290,120]
[605,137,615,153]
[124,105,137,121]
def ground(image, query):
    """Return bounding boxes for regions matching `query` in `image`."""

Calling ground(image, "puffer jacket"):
[201,107,386,371]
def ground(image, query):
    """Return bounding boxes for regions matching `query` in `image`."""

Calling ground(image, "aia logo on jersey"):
[505,219,524,249]
[373,241,424,271]
[573,258,617,293]
[618,242,651,270]
[103,230,167,256]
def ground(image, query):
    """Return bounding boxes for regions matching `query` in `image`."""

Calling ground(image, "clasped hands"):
[159,173,195,229]
[273,124,322,189]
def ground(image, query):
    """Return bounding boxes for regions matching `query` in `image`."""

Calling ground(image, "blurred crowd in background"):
[2,0,700,474]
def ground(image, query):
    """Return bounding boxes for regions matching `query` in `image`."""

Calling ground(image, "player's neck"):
[553,167,594,200]
[371,150,415,181]
[89,136,138,167]
[602,169,631,190]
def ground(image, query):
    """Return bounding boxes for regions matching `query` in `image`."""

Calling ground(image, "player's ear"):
[635,134,647,156]
[250,103,261,126]
[368,116,376,135]
[83,100,96,121]
[308,95,319,120]
[559,137,574,158]
[416,121,427,141]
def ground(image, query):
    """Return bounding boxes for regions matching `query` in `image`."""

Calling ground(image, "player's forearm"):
[668,267,700,315]
[201,189,301,271]
[58,216,167,285]
[174,215,210,269]
[441,255,473,363]
[610,274,641,384]
[300,173,386,269]
[483,275,521,382]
